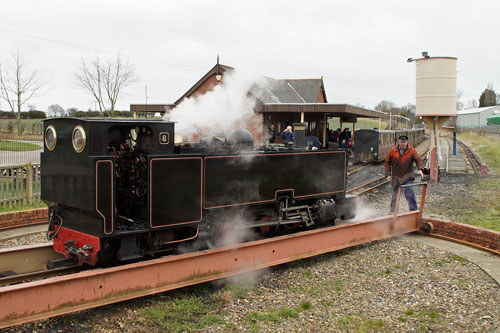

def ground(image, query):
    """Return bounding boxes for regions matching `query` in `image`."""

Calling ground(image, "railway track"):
[346,145,428,196]
[0,243,79,287]
[347,175,388,196]
[347,164,371,176]
[456,139,484,174]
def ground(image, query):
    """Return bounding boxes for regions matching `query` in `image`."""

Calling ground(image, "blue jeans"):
[390,179,417,212]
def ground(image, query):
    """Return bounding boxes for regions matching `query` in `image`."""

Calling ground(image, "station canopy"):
[258,103,384,120]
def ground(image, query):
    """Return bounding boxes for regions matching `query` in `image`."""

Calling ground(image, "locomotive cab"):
[42,118,175,265]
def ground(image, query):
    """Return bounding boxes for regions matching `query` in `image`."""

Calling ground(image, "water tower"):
[408,52,457,181]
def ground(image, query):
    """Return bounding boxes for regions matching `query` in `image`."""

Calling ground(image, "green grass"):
[301,269,314,279]
[461,177,500,231]
[0,201,46,214]
[459,133,500,172]
[140,296,224,332]
[278,307,300,319]
[398,308,441,330]
[245,305,305,329]
[335,315,386,331]
[0,141,41,151]
[0,178,44,213]
[332,280,343,291]
[0,119,43,138]
[329,118,388,131]
[299,300,313,310]
[454,133,500,231]
[433,258,451,266]
[246,310,282,324]
[222,282,253,299]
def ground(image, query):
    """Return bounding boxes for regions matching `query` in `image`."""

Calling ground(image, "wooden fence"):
[0,163,41,209]
[457,126,500,135]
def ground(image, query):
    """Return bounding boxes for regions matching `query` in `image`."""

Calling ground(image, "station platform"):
[438,137,467,173]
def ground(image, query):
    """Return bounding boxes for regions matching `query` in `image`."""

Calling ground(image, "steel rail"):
[0,266,81,288]
[347,164,370,176]
[457,139,482,174]
[0,243,79,287]
[0,243,63,275]
[357,179,390,195]
[0,210,423,328]
[346,175,387,195]
[347,146,428,197]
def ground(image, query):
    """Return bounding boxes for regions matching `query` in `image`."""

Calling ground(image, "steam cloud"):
[346,197,378,222]
[166,68,267,139]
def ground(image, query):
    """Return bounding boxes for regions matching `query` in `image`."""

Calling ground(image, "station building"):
[130,61,384,147]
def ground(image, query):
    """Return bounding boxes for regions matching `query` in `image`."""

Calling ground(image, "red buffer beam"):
[0,212,420,328]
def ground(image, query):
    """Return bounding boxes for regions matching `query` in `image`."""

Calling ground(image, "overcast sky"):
[0,0,498,112]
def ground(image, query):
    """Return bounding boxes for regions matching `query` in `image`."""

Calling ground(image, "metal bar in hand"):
[399,181,428,188]
[393,181,428,230]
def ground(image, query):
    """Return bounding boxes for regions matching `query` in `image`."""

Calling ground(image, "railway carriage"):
[353,128,425,163]
[42,118,356,266]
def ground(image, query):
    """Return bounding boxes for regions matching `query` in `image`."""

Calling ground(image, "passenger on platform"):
[333,128,341,142]
[327,129,335,143]
[385,135,424,213]
[280,125,294,144]
[267,124,276,143]
[339,128,350,142]
[305,135,322,150]
[339,138,349,150]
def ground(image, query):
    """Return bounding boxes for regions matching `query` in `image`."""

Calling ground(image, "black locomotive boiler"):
[353,128,425,163]
[42,118,356,266]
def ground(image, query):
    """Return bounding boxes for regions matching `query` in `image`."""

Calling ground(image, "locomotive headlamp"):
[72,125,86,153]
[45,125,57,151]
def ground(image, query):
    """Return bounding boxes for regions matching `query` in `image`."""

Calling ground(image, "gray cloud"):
[0,0,498,112]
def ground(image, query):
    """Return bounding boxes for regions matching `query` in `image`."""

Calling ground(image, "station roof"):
[130,104,174,113]
[130,61,385,119]
[257,103,384,118]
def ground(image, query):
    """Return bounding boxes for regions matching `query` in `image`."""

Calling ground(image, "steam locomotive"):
[42,118,356,266]
[353,128,426,163]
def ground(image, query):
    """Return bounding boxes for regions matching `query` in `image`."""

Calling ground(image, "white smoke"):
[166,68,266,139]
[208,210,258,249]
[345,197,379,222]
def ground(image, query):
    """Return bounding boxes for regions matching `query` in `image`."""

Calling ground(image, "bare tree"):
[374,100,398,129]
[66,107,79,117]
[456,89,464,110]
[466,99,478,109]
[47,104,65,117]
[0,50,46,133]
[75,54,136,116]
